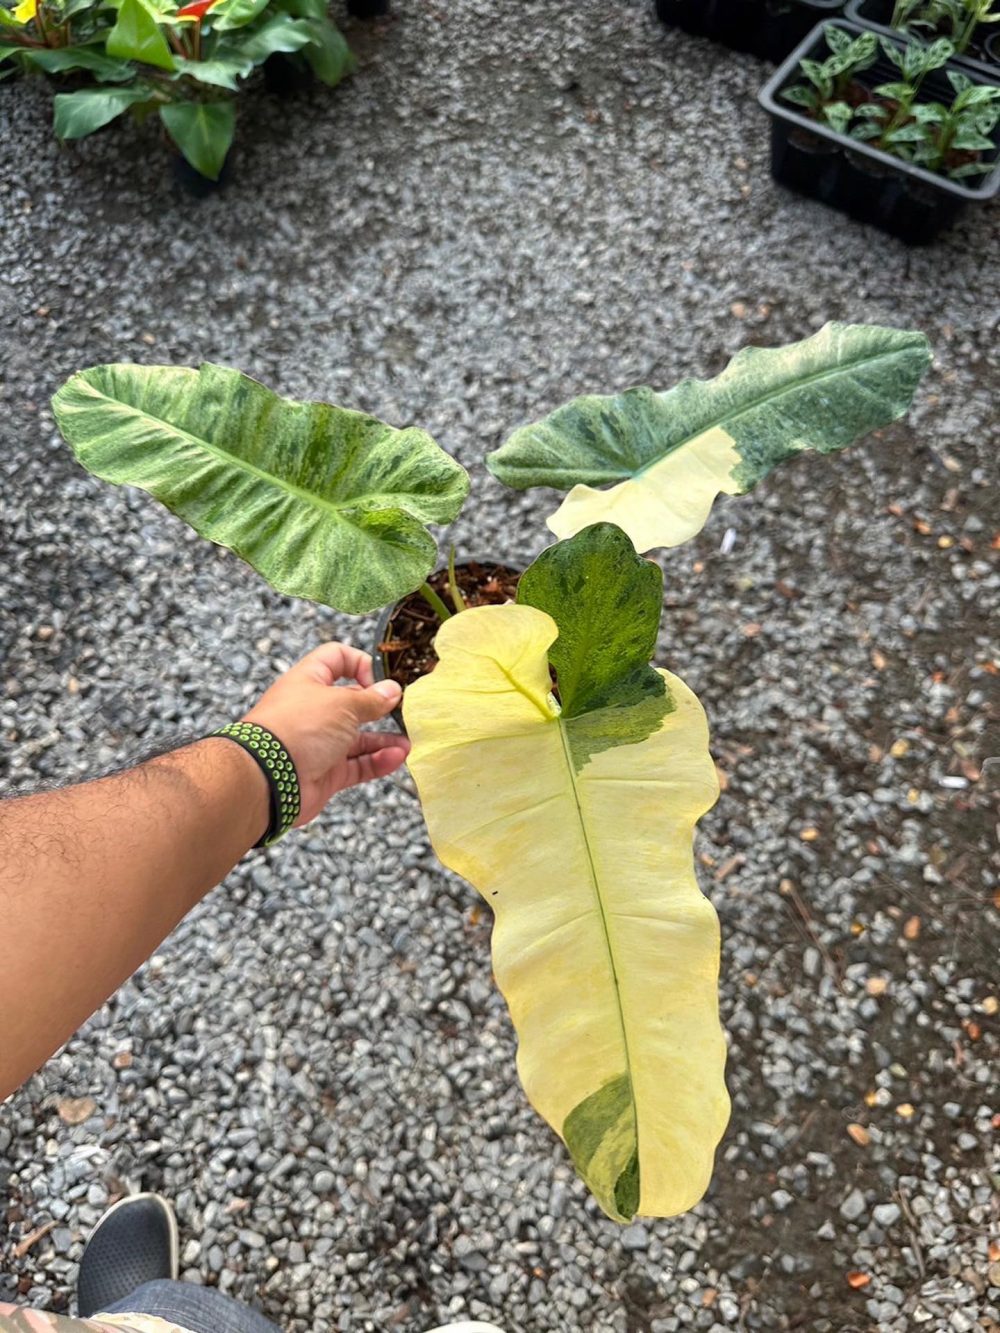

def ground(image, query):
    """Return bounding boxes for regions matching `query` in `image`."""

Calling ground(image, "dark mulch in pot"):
[378,561,520,690]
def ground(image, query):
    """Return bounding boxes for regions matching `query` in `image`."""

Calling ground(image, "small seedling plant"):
[53,323,931,1223]
[0,0,352,179]
[854,61,1000,174]
[783,25,1000,179]
[890,0,1000,55]
[781,25,878,132]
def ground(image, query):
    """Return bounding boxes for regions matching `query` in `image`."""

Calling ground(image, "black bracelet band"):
[213,722,301,848]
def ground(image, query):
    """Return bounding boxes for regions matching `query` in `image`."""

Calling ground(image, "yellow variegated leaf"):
[404,603,729,1221]
[13,0,37,23]
[548,425,740,553]
[487,323,932,553]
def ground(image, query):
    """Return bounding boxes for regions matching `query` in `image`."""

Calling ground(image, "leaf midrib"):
[88,388,435,521]
[555,715,638,1194]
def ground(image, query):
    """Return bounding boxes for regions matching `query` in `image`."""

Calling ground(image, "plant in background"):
[907,70,1000,173]
[889,0,1000,54]
[52,322,931,1221]
[0,0,352,179]
[781,24,878,130]
[851,33,955,149]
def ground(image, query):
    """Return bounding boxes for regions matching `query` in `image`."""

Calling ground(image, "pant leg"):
[98,1279,281,1333]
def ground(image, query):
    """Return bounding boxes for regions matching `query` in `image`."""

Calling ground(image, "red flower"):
[176,0,218,18]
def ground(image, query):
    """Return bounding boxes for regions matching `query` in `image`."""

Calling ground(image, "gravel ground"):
[1,1,998,1330]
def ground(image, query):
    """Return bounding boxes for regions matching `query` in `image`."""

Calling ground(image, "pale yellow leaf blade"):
[547,426,741,552]
[404,603,730,1220]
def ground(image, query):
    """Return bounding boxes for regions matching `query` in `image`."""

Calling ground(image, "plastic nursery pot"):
[263,52,316,98]
[346,0,390,16]
[845,0,1000,79]
[655,0,846,63]
[759,19,1000,243]
[171,149,233,198]
[372,559,522,735]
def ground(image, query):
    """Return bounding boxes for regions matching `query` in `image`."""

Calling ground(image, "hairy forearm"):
[0,739,269,1101]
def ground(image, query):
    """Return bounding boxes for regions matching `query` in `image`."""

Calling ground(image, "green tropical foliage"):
[486,323,932,555]
[890,0,1000,55]
[51,363,470,614]
[781,25,1000,181]
[0,0,352,178]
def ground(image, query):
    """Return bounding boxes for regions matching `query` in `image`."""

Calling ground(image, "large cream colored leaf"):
[404,603,729,1221]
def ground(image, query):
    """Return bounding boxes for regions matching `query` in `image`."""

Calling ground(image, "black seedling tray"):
[846,0,1000,80]
[759,19,1000,242]
[656,0,845,63]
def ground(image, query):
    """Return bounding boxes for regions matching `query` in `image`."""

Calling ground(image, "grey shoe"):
[77,1193,179,1318]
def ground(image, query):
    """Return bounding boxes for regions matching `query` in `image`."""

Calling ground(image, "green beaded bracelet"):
[214,721,301,848]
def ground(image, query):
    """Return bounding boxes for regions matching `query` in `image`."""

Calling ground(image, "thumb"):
[341,678,402,725]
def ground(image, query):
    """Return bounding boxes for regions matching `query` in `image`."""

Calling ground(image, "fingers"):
[294,641,375,689]
[341,678,403,725]
[343,743,410,789]
[348,730,411,760]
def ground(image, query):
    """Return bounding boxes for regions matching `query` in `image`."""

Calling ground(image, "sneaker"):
[77,1193,179,1318]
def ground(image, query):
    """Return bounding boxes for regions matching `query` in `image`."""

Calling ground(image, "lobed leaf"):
[486,323,931,554]
[405,561,728,1221]
[51,363,469,615]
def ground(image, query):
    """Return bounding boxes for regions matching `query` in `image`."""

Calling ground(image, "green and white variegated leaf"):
[486,323,931,553]
[51,363,470,615]
[405,524,729,1221]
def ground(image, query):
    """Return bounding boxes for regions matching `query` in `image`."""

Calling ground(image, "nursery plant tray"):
[845,0,1000,80]
[656,0,846,63]
[759,19,1000,241]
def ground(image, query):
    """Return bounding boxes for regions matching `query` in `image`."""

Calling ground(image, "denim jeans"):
[101,1282,505,1333]
[101,1280,280,1333]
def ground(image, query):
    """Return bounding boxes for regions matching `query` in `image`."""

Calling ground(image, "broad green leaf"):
[516,523,665,719]
[160,99,234,179]
[486,323,931,554]
[209,0,269,29]
[107,0,175,70]
[20,43,135,80]
[51,363,470,615]
[54,85,152,138]
[226,12,312,61]
[404,603,728,1221]
[299,14,352,86]
[172,52,252,88]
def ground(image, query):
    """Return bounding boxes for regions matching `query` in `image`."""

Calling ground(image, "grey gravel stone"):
[840,1189,867,1222]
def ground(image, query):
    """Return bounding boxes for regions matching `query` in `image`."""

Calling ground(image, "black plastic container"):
[759,19,1000,242]
[172,150,233,197]
[846,0,1000,79]
[347,0,389,16]
[656,0,845,62]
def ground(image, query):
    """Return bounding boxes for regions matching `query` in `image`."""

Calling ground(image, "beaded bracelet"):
[213,721,301,847]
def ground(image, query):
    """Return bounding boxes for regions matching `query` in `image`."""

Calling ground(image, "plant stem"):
[418,581,453,623]
[447,546,467,613]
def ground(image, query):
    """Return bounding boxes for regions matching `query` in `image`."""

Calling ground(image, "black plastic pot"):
[347,0,389,17]
[759,20,1000,242]
[845,0,1000,79]
[172,149,233,197]
[656,0,845,62]
[372,560,522,734]
[263,52,315,97]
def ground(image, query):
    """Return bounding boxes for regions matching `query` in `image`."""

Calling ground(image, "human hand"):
[242,642,410,825]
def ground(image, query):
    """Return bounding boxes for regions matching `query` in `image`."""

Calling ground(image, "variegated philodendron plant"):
[52,321,931,1222]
